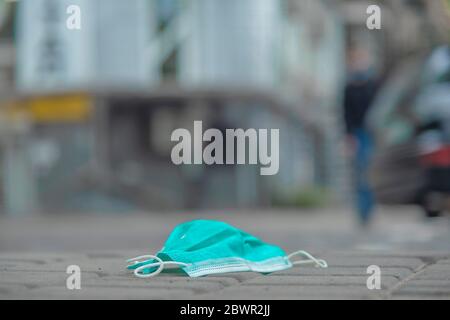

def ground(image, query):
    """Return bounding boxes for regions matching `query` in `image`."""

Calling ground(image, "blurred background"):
[0,0,450,252]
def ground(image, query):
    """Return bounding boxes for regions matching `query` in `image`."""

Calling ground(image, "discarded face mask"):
[126,219,327,278]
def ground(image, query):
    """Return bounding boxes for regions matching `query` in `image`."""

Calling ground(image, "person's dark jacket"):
[343,79,378,134]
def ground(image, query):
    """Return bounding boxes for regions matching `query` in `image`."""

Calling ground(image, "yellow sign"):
[4,94,92,123]
[29,94,91,122]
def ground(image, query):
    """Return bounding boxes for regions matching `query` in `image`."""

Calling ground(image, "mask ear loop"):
[126,254,190,278]
[288,250,328,268]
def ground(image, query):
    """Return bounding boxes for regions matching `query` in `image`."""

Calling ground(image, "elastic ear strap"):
[126,254,189,278]
[288,250,328,268]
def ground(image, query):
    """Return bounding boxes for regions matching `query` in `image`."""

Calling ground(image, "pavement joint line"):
[276,274,403,280]
[324,264,418,272]
[80,284,208,294]
[384,261,433,299]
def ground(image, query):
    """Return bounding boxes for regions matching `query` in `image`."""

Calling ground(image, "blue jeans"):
[353,129,375,224]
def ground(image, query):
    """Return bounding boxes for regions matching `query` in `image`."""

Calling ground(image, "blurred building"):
[0,0,449,214]
[341,0,450,77]
[0,1,14,95]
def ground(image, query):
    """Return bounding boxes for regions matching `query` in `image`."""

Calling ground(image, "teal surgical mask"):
[126,220,327,278]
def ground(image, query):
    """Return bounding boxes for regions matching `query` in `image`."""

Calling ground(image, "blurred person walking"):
[343,47,379,226]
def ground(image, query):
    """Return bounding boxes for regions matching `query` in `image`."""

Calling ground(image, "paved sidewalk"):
[1,207,450,299]
[1,251,450,299]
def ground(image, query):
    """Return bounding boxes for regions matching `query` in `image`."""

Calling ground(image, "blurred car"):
[368,46,450,217]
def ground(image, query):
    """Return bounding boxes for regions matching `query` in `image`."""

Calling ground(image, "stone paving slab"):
[392,287,450,299]
[243,274,400,289]
[193,285,383,300]
[415,265,450,280]
[438,259,450,265]
[1,251,449,299]
[276,266,413,279]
